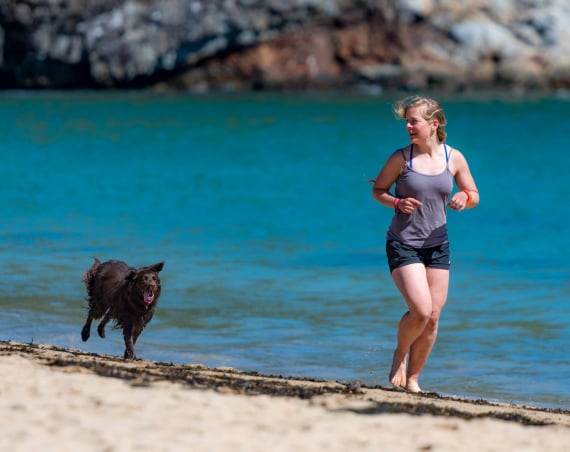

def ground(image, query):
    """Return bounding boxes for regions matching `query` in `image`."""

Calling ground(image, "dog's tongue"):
[144,290,155,304]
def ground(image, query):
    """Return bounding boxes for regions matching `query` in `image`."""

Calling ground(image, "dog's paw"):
[97,325,106,338]
[81,327,90,342]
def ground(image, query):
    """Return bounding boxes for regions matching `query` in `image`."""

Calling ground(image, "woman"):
[372,96,479,393]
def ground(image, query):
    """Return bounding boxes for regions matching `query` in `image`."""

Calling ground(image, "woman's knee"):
[408,308,431,324]
[424,314,440,333]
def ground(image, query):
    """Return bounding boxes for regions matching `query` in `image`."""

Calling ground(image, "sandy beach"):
[0,340,568,451]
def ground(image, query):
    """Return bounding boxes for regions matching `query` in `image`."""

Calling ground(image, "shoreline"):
[1,340,569,451]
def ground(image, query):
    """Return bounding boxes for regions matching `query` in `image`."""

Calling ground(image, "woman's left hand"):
[448,191,469,211]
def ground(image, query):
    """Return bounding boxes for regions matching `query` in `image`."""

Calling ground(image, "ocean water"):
[1,90,569,410]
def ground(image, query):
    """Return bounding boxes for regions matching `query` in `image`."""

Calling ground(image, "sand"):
[0,340,569,452]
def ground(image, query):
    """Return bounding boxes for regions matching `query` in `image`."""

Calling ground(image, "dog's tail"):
[82,257,102,290]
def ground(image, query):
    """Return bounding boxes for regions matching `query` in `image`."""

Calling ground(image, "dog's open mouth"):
[144,290,155,305]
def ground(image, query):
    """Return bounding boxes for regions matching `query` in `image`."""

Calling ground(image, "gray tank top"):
[387,144,453,247]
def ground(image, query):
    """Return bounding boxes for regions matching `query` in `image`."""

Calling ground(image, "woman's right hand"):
[397,197,422,214]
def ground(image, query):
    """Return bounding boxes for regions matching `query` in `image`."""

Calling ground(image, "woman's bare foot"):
[405,379,422,393]
[389,351,407,388]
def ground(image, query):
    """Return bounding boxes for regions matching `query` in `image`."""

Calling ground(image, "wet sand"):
[1,340,569,451]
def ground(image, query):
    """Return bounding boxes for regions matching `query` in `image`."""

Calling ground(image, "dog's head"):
[127,262,164,308]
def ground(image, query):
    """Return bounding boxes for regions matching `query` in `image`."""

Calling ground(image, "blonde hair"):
[394,96,447,143]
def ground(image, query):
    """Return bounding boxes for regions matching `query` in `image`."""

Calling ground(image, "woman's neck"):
[412,139,442,155]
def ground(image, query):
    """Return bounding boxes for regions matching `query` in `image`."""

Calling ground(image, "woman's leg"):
[389,263,433,388]
[406,267,449,392]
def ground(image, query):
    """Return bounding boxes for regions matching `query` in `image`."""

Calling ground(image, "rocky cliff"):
[0,0,568,92]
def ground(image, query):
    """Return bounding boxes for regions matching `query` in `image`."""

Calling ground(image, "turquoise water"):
[1,91,569,409]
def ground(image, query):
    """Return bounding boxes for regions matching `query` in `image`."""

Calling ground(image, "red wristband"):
[393,197,401,211]
[461,189,472,205]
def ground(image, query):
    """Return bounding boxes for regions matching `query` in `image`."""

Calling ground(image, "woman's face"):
[405,106,436,143]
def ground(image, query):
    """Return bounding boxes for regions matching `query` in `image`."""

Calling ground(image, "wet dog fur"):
[81,258,164,359]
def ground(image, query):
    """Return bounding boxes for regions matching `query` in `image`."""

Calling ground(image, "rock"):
[0,0,568,91]
[449,18,528,63]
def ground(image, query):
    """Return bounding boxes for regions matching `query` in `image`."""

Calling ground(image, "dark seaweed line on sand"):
[1,340,567,426]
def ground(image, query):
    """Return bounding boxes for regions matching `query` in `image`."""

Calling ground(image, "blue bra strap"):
[444,143,449,163]
[409,144,414,169]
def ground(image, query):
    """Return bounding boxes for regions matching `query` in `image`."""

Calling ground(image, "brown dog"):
[81,258,164,359]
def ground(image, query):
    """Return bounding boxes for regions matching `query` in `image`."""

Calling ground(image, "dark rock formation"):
[0,0,568,92]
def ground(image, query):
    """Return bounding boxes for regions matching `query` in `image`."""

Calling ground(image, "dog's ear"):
[149,262,164,273]
[126,270,138,281]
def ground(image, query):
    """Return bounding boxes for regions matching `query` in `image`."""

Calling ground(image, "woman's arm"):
[449,148,479,211]
[372,149,423,214]
[371,150,404,208]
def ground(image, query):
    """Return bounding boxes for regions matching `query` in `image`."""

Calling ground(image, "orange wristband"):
[461,189,472,205]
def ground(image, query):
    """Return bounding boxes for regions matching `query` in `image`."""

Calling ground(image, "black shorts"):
[386,240,450,273]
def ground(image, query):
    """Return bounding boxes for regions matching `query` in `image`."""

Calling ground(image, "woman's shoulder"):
[446,144,467,161]
[446,144,469,173]
[377,146,410,179]
[390,145,411,161]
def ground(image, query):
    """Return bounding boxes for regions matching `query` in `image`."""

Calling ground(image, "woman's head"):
[394,96,447,143]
